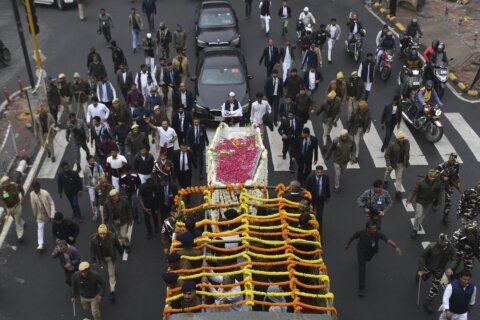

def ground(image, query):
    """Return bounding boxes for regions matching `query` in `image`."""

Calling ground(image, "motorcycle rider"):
[436,153,460,225]
[423,39,440,63]
[346,13,365,51]
[375,24,389,47]
[298,7,316,26]
[400,49,423,99]
[376,31,395,65]
[424,42,449,81]
[415,80,442,125]
[451,221,480,272]
[400,18,423,56]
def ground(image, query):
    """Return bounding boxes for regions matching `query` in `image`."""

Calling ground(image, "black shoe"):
[17,236,24,244]
[395,191,402,199]
[383,180,388,189]
[423,300,434,314]
[381,146,385,152]
[125,245,131,253]
[358,287,365,298]
[334,187,339,193]
[328,60,332,64]
[110,291,115,302]
[51,156,56,162]
[47,151,51,158]
[282,154,286,160]
[410,230,418,239]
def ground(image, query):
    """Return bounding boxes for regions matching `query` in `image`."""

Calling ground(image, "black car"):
[191,47,252,125]
[195,0,241,55]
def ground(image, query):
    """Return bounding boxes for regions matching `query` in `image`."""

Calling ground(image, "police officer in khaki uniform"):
[0,176,25,242]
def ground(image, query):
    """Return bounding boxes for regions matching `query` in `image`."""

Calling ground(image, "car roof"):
[200,0,232,9]
[200,46,242,57]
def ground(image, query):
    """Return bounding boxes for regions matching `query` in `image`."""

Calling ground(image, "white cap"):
[146,33,152,38]
[303,7,309,12]
[229,92,235,97]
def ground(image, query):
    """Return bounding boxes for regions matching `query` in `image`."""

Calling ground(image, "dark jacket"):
[108,106,132,128]
[72,270,106,299]
[142,0,157,14]
[278,116,303,138]
[303,70,323,91]
[104,196,134,225]
[292,136,318,163]
[115,69,134,92]
[110,47,127,69]
[279,102,297,118]
[264,76,284,97]
[173,150,196,176]
[164,68,181,89]
[113,124,131,146]
[359,58,375,83]
[408,176,442,206]
[317,98,341,124]
[51,244,81,269]
[326,136,356,164]
[280,46,295,62]
[347,109,372,135]
[284,75,303,99]
[171,111,193,135]
[158,183,178,208]
[418,242,457,273]
[346,78,365,99]
[133,152,155,175]
[52,219,80,244]
[259,46,280,66]
[277,5,291,18]
[380,103,402,126]
[90,231,123,264]
[173,90,195,111]
[57,170,83,197]
[186,124,209,149]
[385,139,410,168]
[124,132,149,155]
[305,174,331,203]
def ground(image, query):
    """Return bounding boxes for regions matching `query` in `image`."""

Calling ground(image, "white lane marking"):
[432,133,463,164]
[445,112,480,162]
[410,218,425,234]
[37,130,68,179]
[403,199,415,212]
[304,120,328,170]
[329,120,360,169]
[363,123,386,168]
[388,170,406,192]
[393,124,428,166]
[122,224,134,261]
[421,241,430,249]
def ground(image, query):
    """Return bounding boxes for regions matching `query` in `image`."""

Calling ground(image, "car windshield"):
[199,8,235,28]
[200,65,244,85]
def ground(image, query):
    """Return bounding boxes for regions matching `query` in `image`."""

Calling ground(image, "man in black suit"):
[278,111,303,170]
[171,105,193,146]
[158,177,178,223]
[292,127,318,183]
[186,118,209,180]
[116,63,134,101]
[259,39,280,78]
[279,96,296,120]
[173,143,196,201]
[304,165,331,237]
[263,69,283,125]
[303,65,323,97]
[164,62,181,92]
[172,83,195,112]
[380,95,402,152]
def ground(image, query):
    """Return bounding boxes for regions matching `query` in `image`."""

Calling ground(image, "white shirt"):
[329,25,338,39]
[308,71,316,90]
[281,7,288,19]
[122,72,127,83]
[283,46,292,64]
[157,126,177,148]
[250,100,272,125]
[179,151,189,171]
[181,92,187,106]
[136,71,149,92]
[439,283,476,315]
[392,104,398,114]
[86,103,110,123]
[221,101,243,118]
[143,81,158,97]
[178,112,185,132]
[106,155,128,169]
[352,22,359,34]
[272,77,279,96]
[96,82,117,103]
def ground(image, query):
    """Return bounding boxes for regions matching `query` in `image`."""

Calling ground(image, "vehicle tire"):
[1,48,11,63]
[424,122,443,143]
[56,0,65,10]
[381,67,391,81]
[437,85,445,98]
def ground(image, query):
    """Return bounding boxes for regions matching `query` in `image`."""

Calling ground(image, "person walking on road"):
[172,50,190,84]
[316,90,341,153]
[66,113,90,171]
[161,204,177,255]
[452,221,480,272]
[278,111,303,171]
[417,233,458,313]
[358,53,375,100]
[90,224,123,301]
[96,76,117,110]
[278,1,291,36]
[104,189,133,253]
[139,177,160,239]
[128,8,143,53]
[304,165,330,236]
[327,72,347,106]
[259,0,271,36]
[58,162,84,223]
[408,169,442,239]
[383,130,410,198]
[244,0,253,18]
[156,22,172,59]
[133,145,155,184]
[34,106,56,162]
[292,127,318,183]
[264,69,283,126]
[438,269,476,320]
[30,181,56,251]
[52,212,80,245]
[142,33,156,71]
[345,221,402,297]
[457,182,480,225]
[347,100,371,160]
[172,24,187,54]
[0,176,25,243]
[326,18,341,64]
[186,118,209,180]
[116,64,134,102]
[380,96,402,152]
[259,39,279,78]
[120,165,141,224]
[52,240,81,286]
[57,73,73,114]
[98,8,114,43]
[77,0,86,21]
[326,129,356,193]
[142,0,157,32]
[94,176,115,223]
[356,180,392,230]
[71,261,106,320]
[346,71,365,120]
[280,41,295,82]
[250,92,272,134]
[71,72,91,117]
[47,77,61,128]
[84,155,105,222]
[124,124,149,164]
[108,41,127,74]
[436,153,460,225]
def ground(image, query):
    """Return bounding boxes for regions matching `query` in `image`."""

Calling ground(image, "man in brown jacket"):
[172,50,190,84]
[383,130,410,198]
[316,90,341,152]
[327,71,347,105]
[103,189,133,252]
[326,129,356,193]
[34,106,56,162]
[347,100,371,159]
[0,176,25,242]
[346,71,365,120]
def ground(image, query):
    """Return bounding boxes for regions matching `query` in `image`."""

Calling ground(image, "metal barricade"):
[0,122,18,177]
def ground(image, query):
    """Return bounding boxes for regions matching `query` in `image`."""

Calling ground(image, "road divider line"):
[445,113,480,162]
[266,123,292,171]
[402,199,415,212]
[363,123,386,168]
[393,124,428,166]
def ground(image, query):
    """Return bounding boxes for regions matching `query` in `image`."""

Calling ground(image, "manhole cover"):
[16,112,31,120]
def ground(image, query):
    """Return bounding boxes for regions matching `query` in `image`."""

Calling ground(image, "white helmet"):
[303,7,309,12]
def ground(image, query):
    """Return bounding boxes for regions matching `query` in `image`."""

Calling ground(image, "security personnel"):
[417,233,458,313]
[160,204,177,255]
[436,153,460,225]
[0,176,25,242]
[457,182,480,225]
[452,221,480,272]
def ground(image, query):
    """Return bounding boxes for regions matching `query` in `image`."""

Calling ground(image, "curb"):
[0,87,32,114]
[367,2,480,99]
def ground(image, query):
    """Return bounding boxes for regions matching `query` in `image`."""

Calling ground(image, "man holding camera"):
[357,179,392,230]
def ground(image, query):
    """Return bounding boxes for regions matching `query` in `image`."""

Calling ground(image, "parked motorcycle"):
[401,100,444,143]
[398,66,423,100]
[345,32,364,62]
[377,49,394,81]
[400,35,420,58]
[0,40,11,67]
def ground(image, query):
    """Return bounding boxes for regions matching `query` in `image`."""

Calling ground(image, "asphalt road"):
[1,0,480,319]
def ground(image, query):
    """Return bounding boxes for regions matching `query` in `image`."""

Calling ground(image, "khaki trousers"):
[383,163,404,192]
[80,296,101,320]
[113,220,130,246]
[61,97,72,114]
[353,128,364,159]
[347,97,358,120]
[103,256,116,292]
[334,162,347,189]
[42,132,55,155]
[413,203,429,231]
[322,122,333,146]
[9,205,24,239]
